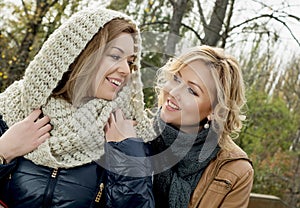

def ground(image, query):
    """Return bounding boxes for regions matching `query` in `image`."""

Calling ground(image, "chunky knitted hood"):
[22,8,143,111]
[0,7,154,168]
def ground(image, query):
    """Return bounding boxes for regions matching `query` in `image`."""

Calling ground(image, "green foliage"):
[239,89,296,153]
[0,0,84,92]
[237,88,299,198]
[107,0,130,11]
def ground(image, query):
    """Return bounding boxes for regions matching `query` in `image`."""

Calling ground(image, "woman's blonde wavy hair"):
[156,45,246,150]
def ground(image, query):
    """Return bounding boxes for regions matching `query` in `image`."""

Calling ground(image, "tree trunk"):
[165,0,188,57]
[203,0,229,46]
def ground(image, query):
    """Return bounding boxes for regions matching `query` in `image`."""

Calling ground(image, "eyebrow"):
[178,71,204,93]
[111,46,135,59]
[111,46,124,54]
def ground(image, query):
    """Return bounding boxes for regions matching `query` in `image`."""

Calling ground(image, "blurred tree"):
[237,88,298,200]
[235,45,300,206]
[271,57,300,207]
[0,0,86,90]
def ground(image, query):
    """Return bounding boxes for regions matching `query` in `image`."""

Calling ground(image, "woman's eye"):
[110,55,121,60]
[127,60,134,66]
[188,88,198,96]
[173,74,181,83]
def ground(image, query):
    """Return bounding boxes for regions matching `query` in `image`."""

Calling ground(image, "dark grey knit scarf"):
[151,114,220,208]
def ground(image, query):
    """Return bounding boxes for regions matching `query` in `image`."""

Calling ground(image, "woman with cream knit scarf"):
[0,7,154,207]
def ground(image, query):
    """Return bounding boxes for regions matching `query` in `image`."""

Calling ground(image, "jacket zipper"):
[95,183,104,203]
[43,168,59,208]
[214,178,232,190]
[192,157,250,208]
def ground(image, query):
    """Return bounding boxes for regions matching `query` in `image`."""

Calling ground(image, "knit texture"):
[151,113,220,208]
[0,8,155,168]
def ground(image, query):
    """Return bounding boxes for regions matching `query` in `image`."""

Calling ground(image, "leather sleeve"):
[0,116,17,181]
[220,160,254,208]
[0,160,17,181]
[105,138,155,208]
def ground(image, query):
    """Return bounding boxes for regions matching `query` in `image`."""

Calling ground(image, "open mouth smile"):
[166,99,181,111]
[107,77,122,87]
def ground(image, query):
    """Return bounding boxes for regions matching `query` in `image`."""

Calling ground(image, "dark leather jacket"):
[0,117,154,208]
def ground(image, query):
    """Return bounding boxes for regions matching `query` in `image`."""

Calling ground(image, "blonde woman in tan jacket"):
[104,45,253,207]
[150,45,254,208]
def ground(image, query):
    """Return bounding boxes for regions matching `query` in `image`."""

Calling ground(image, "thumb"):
[131,120,138,126]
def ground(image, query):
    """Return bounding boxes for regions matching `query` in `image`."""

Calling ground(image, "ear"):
[207,114,213,121]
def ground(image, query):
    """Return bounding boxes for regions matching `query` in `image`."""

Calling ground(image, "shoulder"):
[106,138,152,157]
[218,139,251,161]
[220,158,253,180]
[216,142,253,179]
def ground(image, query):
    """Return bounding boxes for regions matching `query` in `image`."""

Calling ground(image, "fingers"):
[35,132,51,146]
[132,120,138,126]
[26,109,42,121]
[35,115,50,128]
[104,112,116,133]
[110,112,116,125]
[104,119,110,133]
[114,109,125,122]
[37,124,52,137]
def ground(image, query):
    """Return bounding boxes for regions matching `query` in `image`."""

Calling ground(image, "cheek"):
[182,99,211,122]
[162,82,172,94]
[197,100,212,121]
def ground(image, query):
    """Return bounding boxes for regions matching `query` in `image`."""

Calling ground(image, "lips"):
[165,99,180,111]
[107,77,122,87]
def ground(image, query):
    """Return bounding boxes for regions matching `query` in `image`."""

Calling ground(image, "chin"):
[97,91,117,101]
[160,110,173,123]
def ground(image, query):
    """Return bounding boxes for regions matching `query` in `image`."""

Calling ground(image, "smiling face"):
[93,33,135,100]
[160,60,216,134]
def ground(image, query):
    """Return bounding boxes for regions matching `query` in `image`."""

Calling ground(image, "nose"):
[117,59,131,76]
[168,82,184,100]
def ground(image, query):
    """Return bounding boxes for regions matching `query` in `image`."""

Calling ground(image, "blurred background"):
[0,0,299,207]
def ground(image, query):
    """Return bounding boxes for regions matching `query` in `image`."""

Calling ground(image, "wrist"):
[0,153,6,165]
[0,139,14,164]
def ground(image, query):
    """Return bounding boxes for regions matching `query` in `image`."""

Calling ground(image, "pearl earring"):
[204,121,210,129]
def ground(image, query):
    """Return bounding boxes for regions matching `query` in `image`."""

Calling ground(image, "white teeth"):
[168,100,179,110]
[110,79,121,86]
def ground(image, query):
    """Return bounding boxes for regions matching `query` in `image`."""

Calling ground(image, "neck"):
[175,124,203,134]
[170,118,208,134]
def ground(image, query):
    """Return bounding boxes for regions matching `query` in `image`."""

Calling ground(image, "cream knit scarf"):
[0,8,154,168]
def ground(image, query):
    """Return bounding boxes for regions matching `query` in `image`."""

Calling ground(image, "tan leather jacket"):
[188,142,254,208]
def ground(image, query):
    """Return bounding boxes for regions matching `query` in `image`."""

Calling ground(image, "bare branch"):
[168,0,175,6]
[48,0,60,8]
[196,0,207,27]
[6,32,19,47]
[181,22,203,42]
[21,0,29,20]
[230,13,300,47]
[140,21,203,42]
[287,13,300,22]
[221,0,235,47]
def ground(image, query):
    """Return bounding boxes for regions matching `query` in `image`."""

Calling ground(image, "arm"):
[105,139,154,208]
[220,160,254,208]
[104,109,154,208]
[0,109,51,164]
